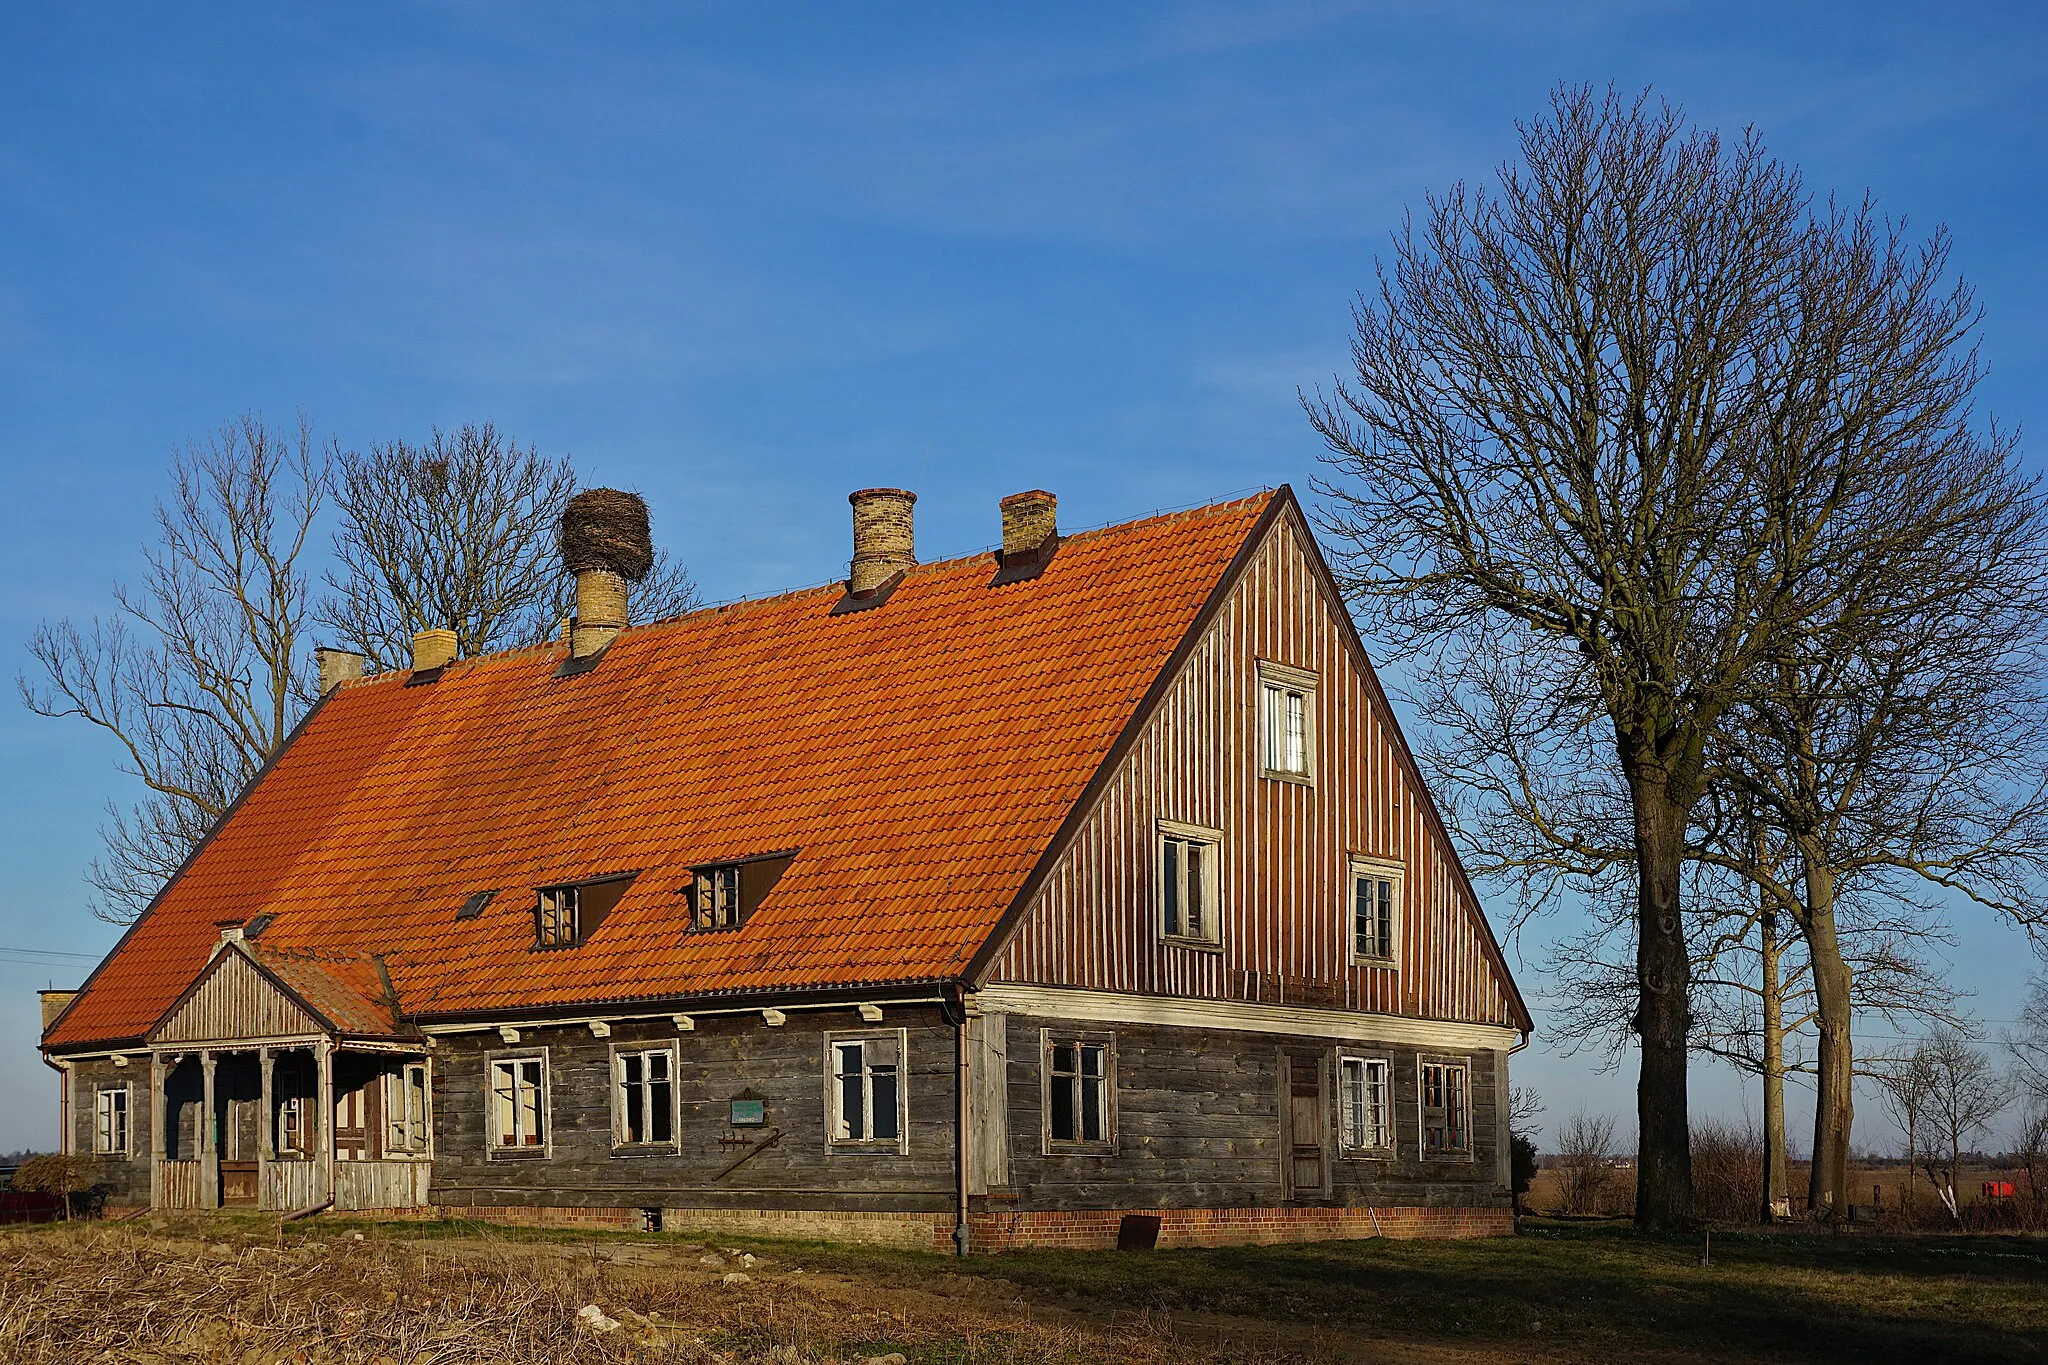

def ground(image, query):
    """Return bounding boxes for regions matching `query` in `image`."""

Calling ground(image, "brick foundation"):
[380,1202,1508,1252]
[968,1204,1513,1251]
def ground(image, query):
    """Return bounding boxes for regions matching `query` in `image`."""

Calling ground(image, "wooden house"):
[40,484,1531,1251]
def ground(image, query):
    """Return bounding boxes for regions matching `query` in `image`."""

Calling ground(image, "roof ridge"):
[338,489,1279,682]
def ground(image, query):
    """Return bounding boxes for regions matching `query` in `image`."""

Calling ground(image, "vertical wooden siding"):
[152,951,321,1044]
[990,513,1517,1027]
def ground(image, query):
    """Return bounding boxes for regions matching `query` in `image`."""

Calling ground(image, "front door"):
[1287,1052,1326,1197]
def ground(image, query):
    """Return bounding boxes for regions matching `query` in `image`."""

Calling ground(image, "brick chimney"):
[558,489,655,660]
[315,647,365,694]
[849,488,916,595]
[38,989,77,1032]
[1000,490,1057,558]
[411,629,458,671]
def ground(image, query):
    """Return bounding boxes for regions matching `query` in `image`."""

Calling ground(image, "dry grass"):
[0,1220,1314,1364]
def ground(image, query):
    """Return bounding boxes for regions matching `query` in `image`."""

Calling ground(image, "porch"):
[150,1043,431,1212]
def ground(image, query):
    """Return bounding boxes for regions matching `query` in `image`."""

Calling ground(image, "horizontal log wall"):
[66,1058,151,1206]
[992,511,1518,1028]
[426,1008,958,1213]
[995,1014,1508,1213]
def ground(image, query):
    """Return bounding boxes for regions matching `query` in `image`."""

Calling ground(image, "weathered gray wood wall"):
[426,1006,958,1213]
[63,1057,152,1206]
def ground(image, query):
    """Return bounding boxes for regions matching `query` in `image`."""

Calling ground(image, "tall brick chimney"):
[559,489,655,659]
[848,488,916,595]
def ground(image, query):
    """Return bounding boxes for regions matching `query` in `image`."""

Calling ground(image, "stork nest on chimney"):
[559,488,655,581]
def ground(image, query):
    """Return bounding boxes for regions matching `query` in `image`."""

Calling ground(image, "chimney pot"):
[1000,490,1058,559]
[849,488,917,595]
[315,647,366,694]
[571,570,628,657]
[411,628,459,672]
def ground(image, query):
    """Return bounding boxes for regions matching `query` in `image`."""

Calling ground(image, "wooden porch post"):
[317,1041,335,1207]
[149,1053,166,1209]
[257,1047,275,1209]
[199,1050,219,1209]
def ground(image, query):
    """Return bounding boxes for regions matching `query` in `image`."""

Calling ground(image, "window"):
[828,1033,904,1149]
[616,1047,677,1147]
[277,1096,305,1156]
[1158,821,1222,944]
[1044,1033,1114,1150]
[386,1063,430,1154]
[1339,1057,1392,1152]
[536,886,579,948]
[94,1085,130,1155]
[1258,661,1317,781]
[490,1056,548,1151]
[690,864,742,932]
[1350,860,1401,962]
[1419,1057,1471,1157]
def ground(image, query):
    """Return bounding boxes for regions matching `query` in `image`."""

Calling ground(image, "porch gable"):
[147,946,327,1045]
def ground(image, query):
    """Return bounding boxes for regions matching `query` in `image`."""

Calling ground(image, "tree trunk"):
[1759,905,1790,1221]
[1630,775,1694,1229]
[1801,860,1855,1223]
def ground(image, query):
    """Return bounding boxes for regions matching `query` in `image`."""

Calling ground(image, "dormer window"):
[1258,661,1316,783]
[537,886,579,947]
[684,851,796,934]
[533,874,637,949]
[691,865,742,932]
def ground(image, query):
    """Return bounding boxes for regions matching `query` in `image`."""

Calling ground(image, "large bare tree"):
[19,414,328,923]
[1309,85,2013,1226]
[319,424,700,671]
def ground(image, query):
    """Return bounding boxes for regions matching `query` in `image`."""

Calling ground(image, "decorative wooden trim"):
[975,984,1521,1052]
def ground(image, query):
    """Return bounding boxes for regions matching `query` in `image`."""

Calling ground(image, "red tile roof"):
[45,494,1275,1049]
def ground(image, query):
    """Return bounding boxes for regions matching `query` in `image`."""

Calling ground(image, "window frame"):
[485,1051,551,1159]
[535,885,580,949]
[1348,856,1403,966]
[1336,1054,1394,1156]
[384,1061,432,1158]
[1156,818,1225,949]
[823,1029,910,1155]
[1257,660,1318,785]
[612,1042,682,1154]
[1417,1054,1474,1161]
[688,863,744,933]
[94,1082,132,1157]
[1040,1029,1117,1155]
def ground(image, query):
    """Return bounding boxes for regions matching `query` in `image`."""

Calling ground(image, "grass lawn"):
[3,1214,2044,1362]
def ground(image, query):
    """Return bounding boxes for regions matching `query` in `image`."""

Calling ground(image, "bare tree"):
[19,415,327,922]
[1311,84,2023,1227]
[1551,1110,1619,1216]
[319,425,699,670]
[2007,975,2048,1107]
[1883,1029,2006,1221]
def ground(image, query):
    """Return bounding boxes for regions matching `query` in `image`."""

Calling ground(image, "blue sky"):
[1,2,2043,1153]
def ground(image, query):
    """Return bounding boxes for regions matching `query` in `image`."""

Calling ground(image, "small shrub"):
[1691,1117,1764,1224]
[1552,1111,1618,1216]
[10,1154,103,1219]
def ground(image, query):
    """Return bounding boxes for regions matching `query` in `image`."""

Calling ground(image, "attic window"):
[533,874,637,950]
[686,851,796,934]
[456,890,498,922]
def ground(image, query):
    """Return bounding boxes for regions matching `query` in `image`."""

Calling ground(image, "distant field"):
[1,1213,2044,1362]
[1525,1161,2043,1226]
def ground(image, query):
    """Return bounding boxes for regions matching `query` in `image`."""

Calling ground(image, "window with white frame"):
[1258,661,1316,781]
[1044,1033,1114,1150]
[277,1095,306,1155]
[828,1033,904,1148]
[94,1084,130,1155]
[1157,821,1222,944]
[490,1055,548,1151]
[385,1063,430,1154]
[1338,1056,1392,1152]
[1419,1057,1471,1157]
[1350,859,1400,962]
[615,1046,677,1147]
